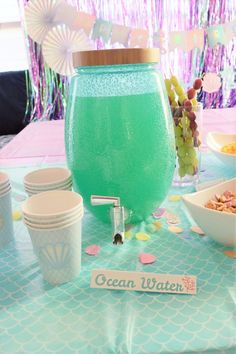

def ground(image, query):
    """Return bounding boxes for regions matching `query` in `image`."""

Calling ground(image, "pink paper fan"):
[42,25,93,76]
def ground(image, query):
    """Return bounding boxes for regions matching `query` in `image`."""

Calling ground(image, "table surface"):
[0,110,236,354]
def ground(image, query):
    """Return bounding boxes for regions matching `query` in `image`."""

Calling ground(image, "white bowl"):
[183,178,236,247]
[206,132,236,168]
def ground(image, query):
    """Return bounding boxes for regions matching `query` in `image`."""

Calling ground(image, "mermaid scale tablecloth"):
[0,152,236,354]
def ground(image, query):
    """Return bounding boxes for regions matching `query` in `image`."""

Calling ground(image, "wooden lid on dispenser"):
[72,48,160,67]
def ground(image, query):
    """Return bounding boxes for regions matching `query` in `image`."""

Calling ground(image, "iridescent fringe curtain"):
[19,0,236,121]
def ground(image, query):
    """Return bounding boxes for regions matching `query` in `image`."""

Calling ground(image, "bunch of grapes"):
[165,76,202,178]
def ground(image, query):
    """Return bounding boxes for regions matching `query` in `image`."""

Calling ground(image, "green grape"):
[170,75,179,86]
[192,157,199,168]
[178,166,186,177]
[174,125,182,137]
[164,79,172,91]
[185,137,194,147]
[183,155,192,165]
[188,147,197,159]
[175,86,185,97]
[191,98,198,106]
[185,129,192,139]
[177,146,186,158]
[176,136,184,147]
[172,100,178,107]
[179,95,187,104]
[169,90,175,102]
[186,164,194,176]
[178,158,185,167]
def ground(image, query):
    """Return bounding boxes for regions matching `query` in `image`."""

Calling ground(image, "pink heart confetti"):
[139,253,156,264]
[14,194,26,202]
[85,245,101,256]
[190,225,205,236]
[152,208,166,218]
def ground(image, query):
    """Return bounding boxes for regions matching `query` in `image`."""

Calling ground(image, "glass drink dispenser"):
[65,48,175,224]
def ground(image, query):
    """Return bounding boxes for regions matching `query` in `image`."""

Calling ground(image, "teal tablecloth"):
[0,152,236,354]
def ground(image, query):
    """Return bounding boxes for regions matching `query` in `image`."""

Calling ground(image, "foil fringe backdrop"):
[19,0,236,121]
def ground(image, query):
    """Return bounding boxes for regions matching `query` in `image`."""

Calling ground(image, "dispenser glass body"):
[65,63,175,223]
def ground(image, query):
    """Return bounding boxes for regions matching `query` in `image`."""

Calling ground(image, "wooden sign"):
[91,269,197,295]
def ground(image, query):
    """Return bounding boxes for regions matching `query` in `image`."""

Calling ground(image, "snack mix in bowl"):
[221,143,236,154]
[205,190,236,214]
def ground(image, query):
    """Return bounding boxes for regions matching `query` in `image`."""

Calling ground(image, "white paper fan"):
[25,0,62,44]
[42,25,93,76]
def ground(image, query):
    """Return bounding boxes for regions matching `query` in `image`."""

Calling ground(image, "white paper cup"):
[23,204,83,224]
[0,185,11,197]
[22,190,83,220]
[26,216,83,284]
[0,189,14,248]
[23,204,83,222]
[0,172,10,195]
[0,182,10,192]
[0,172,9,186]
[24,181,73,196]
[24,168,71,188]
[24,209,84,229]
[25,180,72,192]
[24,177,72,189]
[23,203,83,222]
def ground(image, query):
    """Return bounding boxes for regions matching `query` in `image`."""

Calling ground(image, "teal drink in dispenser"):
[65,49,175,223]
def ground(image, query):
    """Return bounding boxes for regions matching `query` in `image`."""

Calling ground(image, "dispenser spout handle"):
[90,195,120,207]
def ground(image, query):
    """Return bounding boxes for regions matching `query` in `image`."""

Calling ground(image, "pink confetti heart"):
[139,253,156,265]
[15,194,26,202]
[152,208,166,218]
[85,245,100,256]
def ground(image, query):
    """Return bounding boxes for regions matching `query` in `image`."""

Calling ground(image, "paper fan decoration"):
[25,0,62,44]
[202,73,221,93]
[42,25,93,76]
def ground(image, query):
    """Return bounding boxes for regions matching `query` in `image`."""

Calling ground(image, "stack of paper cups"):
[0,172,14,248]
[24,167,72,196]
[22,190,83,285]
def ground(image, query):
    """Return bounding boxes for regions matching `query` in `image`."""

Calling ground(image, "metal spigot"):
[91,195,125,245]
